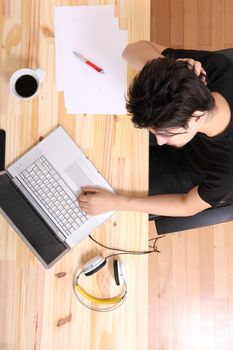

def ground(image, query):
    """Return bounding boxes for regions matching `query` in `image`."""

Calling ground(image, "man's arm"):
[122,40,166,70]
[78,186,211,217]
[122,41,207,81]
[122,187,211,216]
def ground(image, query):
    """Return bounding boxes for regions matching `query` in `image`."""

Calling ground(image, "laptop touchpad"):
[65,160,94,192]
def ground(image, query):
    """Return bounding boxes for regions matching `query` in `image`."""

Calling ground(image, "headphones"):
[74,234,164,312]
[74,255,127,312]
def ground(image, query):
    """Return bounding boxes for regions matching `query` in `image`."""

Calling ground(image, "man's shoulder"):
[199,173,233,207]
[163,48,233,67]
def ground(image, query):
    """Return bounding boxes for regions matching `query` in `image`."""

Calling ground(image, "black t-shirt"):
[162,48,233,207]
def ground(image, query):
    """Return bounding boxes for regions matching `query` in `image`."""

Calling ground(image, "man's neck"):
[200,92,231,137]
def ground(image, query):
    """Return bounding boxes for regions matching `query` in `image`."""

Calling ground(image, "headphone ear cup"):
[113,259,125,286]
[83,256,107,276]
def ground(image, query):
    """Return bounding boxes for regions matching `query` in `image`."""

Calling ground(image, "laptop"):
[0,127,115,268]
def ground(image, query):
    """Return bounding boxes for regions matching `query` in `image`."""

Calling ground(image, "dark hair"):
[126,57,215,130]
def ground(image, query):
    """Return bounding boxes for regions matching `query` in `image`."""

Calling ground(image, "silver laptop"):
[0,127,114,268]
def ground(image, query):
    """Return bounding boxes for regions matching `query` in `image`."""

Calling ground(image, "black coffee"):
[15,75,38,98]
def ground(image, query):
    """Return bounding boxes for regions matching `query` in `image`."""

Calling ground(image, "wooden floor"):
[150,1,233,350]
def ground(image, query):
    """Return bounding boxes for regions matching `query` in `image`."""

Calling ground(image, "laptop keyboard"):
[19,156,88,237]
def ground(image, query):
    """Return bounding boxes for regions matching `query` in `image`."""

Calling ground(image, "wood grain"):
[150,1,233,349]
[0,1,150,350]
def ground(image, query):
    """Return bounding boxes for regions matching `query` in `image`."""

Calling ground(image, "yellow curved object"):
[75,284,123,305]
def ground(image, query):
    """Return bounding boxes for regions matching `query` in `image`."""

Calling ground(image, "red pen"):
[73,51,104,73]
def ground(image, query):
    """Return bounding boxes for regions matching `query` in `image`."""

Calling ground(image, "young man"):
[78,41,233,217]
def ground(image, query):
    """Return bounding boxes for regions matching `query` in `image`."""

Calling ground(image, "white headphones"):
[74,255,127,312]
[73,234,163,312]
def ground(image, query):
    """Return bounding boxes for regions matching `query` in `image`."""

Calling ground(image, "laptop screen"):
[0,173,68,267]
[0,130,5,171]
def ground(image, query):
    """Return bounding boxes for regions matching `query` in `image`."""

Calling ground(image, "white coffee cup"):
[9,68,45,99]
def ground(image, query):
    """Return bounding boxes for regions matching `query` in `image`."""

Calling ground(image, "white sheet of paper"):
[59,20,128,114]
[54,6,117,91]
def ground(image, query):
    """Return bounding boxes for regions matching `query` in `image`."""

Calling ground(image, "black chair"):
[151,204,233,234]
[151,48,233,234]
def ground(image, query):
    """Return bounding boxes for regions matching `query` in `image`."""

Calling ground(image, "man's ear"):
[192,110,206,118]
[188,111,206,128]
[191,111,205,123]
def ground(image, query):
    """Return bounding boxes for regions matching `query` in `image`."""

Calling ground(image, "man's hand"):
[177,58,207,84]
[78,187,125,215]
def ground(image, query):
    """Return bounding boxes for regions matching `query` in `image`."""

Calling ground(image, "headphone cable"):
[88,234,165,254]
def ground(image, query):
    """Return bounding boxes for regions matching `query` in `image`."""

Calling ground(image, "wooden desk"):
[0,1,150,349]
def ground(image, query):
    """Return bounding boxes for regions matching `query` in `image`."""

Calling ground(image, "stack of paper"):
[54,6,128,115]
